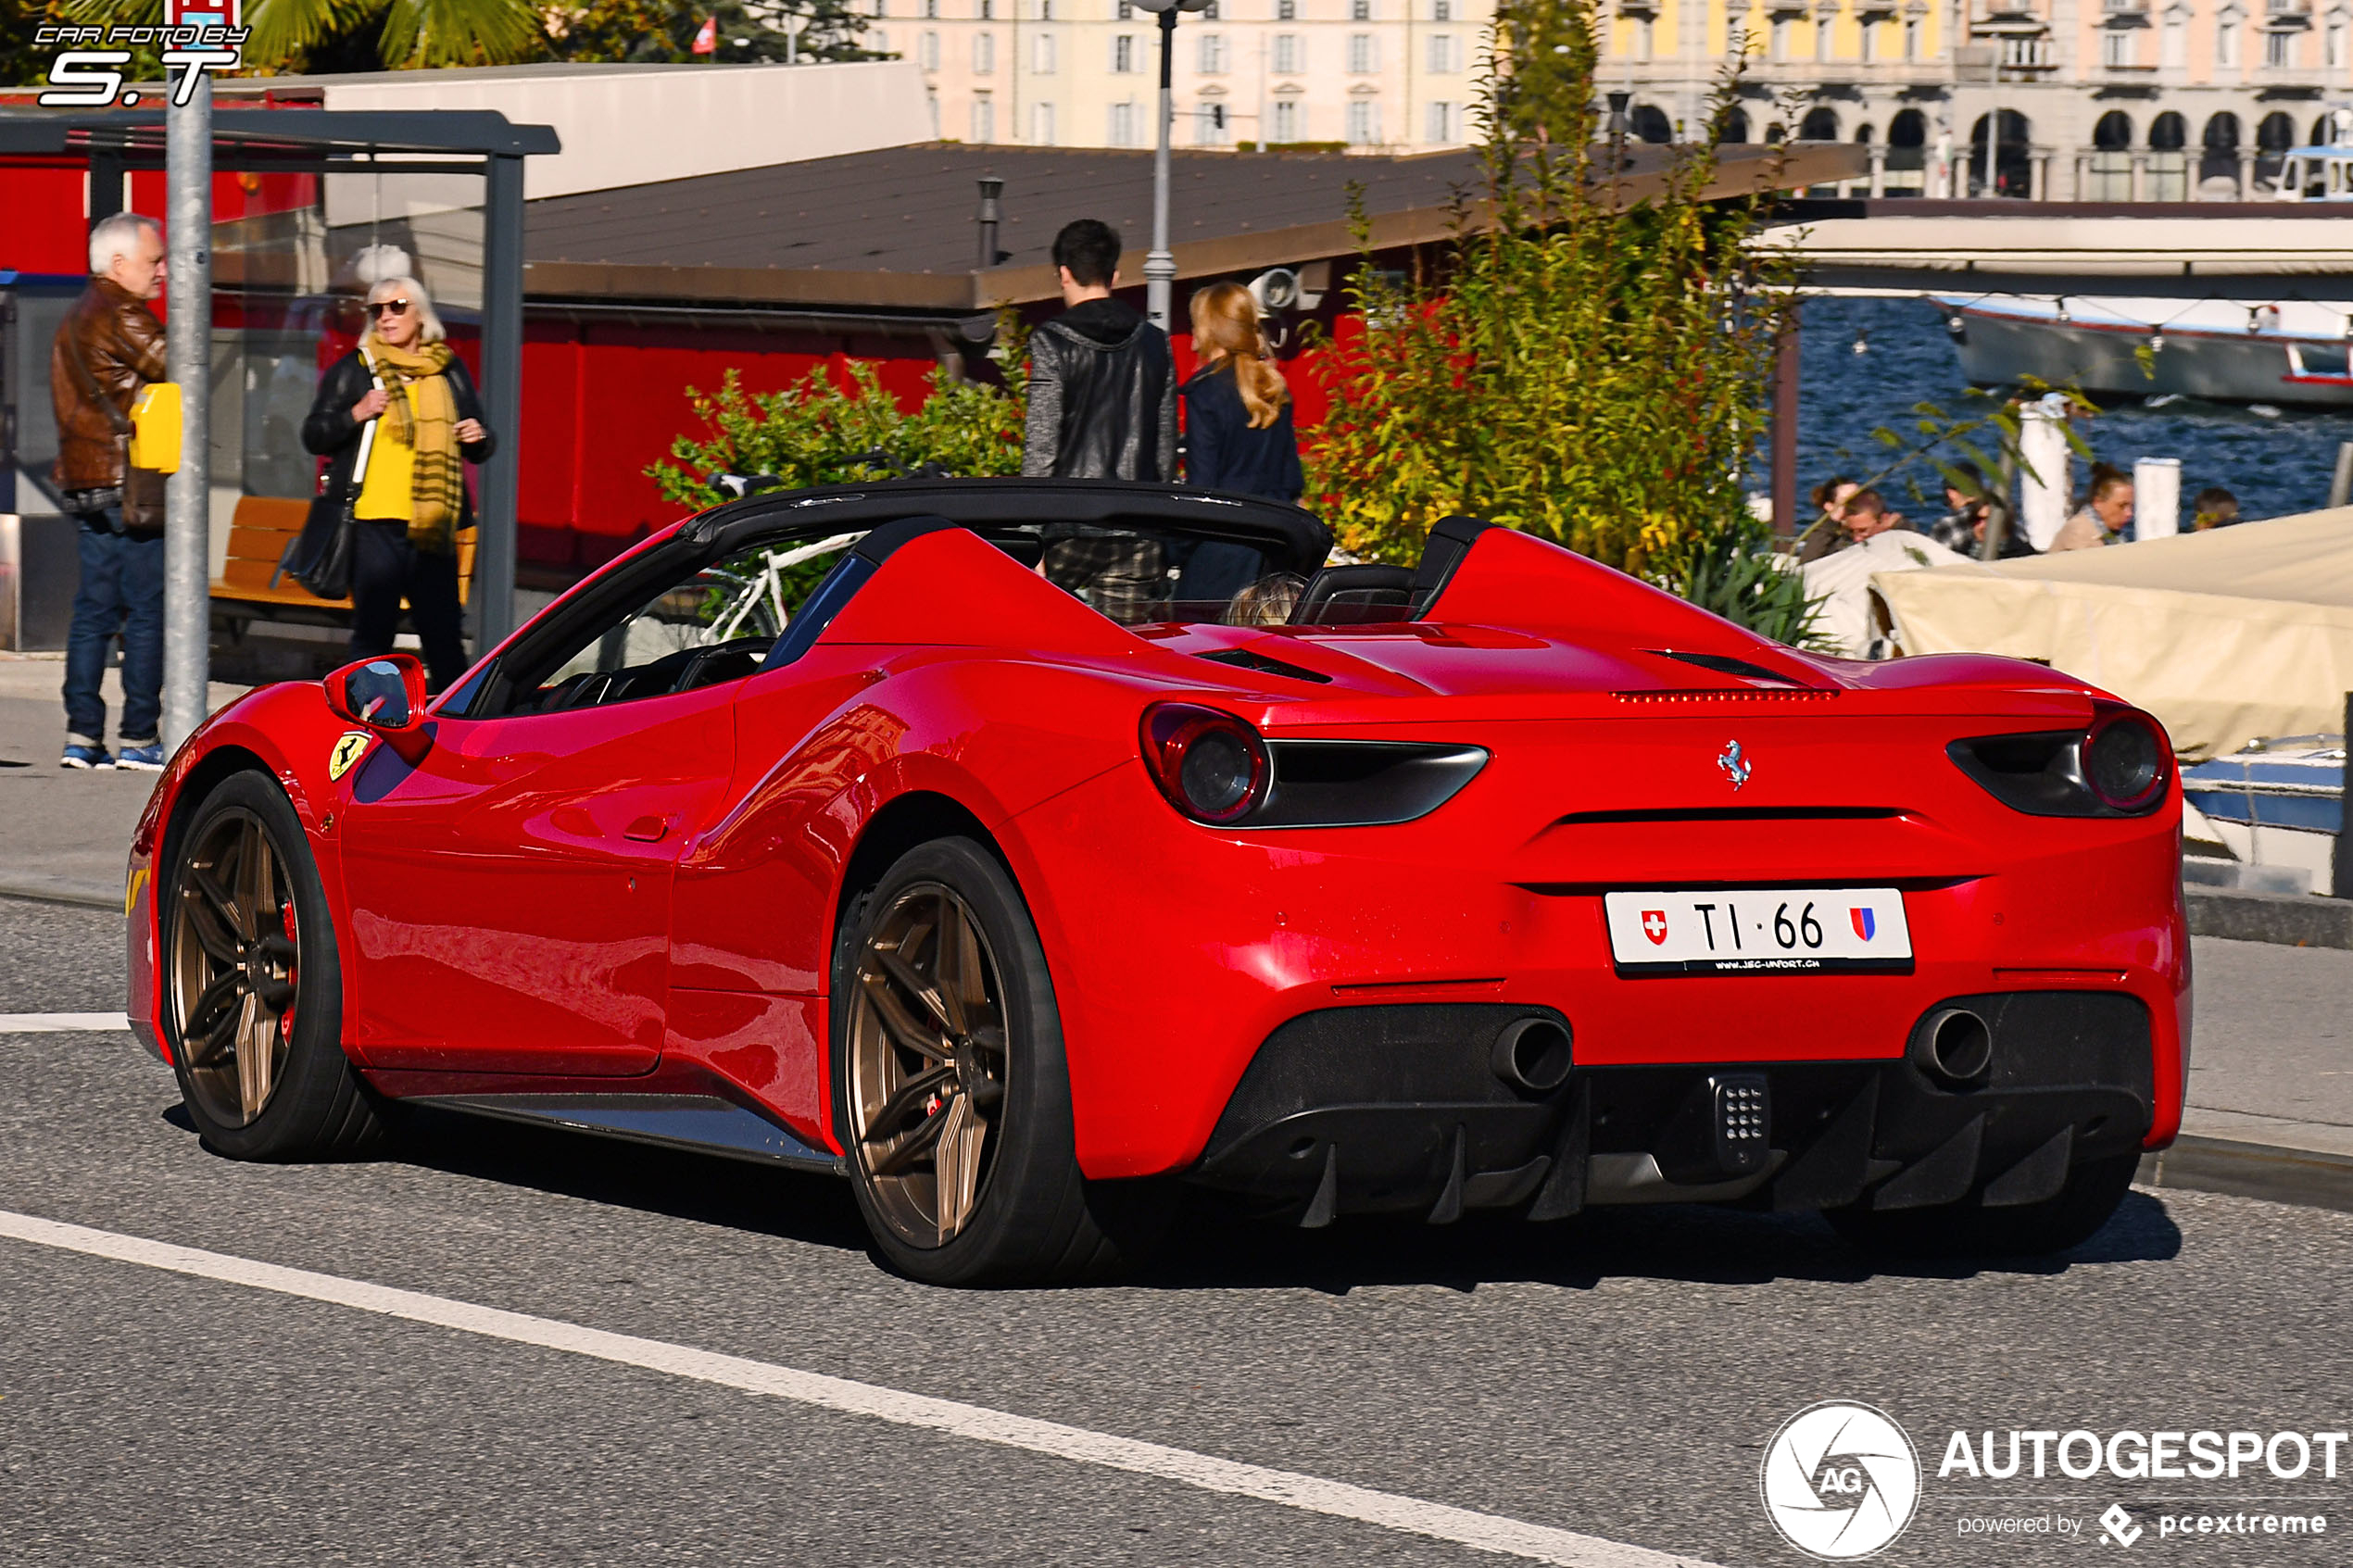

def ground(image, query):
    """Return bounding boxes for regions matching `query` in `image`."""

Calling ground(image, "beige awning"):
[1870,506,2353,760]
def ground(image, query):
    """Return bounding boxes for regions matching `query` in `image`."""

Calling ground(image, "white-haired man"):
[50,211,169,771]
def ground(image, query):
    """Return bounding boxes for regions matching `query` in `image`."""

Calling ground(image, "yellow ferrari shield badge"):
[328,731,374,782]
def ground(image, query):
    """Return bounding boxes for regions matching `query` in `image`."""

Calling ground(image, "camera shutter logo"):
[1759,1401,1921,1560]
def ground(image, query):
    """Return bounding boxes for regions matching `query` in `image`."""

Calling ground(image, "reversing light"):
[2082,706,2170,811]
[1141,703,1270,824]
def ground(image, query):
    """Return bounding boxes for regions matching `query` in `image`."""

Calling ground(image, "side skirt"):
[409,1094,849,1176]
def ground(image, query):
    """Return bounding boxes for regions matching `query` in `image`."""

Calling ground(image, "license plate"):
[1604,888,1912,975]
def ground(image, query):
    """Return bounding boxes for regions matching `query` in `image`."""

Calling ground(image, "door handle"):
[622,815,671,843]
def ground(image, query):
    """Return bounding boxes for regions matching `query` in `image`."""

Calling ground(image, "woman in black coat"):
[1177,282,1306,615]
[301,274,494,691]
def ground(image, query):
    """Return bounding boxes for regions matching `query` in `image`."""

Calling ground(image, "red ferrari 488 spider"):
[125,481,2186,1284]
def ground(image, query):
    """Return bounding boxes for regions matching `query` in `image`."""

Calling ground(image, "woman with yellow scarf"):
[300,274,496,692]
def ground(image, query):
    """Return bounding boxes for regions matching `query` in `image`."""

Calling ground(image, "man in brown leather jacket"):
[50,212,169,771]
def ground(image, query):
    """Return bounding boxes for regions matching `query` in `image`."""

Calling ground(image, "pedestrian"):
[1177,281,1304,608]
[1021,219,1176,483]
[51,211,169,771]
[301,275,494,693]
[1802,485,1910,561]
[2051,464,2132,551]
[1794,475,1859,563]
[1927,461,2032,558]
[2192,486,2241,530]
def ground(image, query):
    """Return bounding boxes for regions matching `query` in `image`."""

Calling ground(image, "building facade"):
[1602,0,2353,198]
[875,0,1494,153]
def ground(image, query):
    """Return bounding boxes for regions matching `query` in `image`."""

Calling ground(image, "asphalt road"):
[3,897,2349,1567]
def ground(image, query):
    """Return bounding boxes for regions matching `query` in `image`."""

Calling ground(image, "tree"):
[58,0,544,69]
[1303,0,1819,644]
[544,0,884,65]
[2,0,70,86]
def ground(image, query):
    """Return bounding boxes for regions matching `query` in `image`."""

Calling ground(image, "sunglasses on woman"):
[368,299,411,318]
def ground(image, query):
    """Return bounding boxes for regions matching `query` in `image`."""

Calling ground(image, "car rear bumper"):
[1186,992,2155,1223]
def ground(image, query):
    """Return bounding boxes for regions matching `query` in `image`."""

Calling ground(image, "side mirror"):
[324,653,432,763]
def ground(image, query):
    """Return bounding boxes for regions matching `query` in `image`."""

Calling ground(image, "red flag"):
[691,15,717,53]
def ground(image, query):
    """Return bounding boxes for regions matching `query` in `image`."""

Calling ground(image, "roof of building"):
[522,139,1867,312]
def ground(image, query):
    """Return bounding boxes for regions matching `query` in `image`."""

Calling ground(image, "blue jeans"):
[63,511,165,746]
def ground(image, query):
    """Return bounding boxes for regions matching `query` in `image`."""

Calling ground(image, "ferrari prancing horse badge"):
[328,731,373,782]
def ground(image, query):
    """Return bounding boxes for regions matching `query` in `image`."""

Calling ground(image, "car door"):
[333,548,761,1077]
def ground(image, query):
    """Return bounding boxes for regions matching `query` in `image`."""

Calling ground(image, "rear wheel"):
[833,837,1164,1286]
[1825,1152,2140,1259]
[163,771,384,1160]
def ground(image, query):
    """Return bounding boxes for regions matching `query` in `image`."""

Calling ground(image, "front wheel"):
[1824,1152,2140,1259]
[162,771,384,1160]
[833,836,1164,1286]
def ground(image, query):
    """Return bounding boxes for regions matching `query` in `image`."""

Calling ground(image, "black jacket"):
[1021,298,1177,482]
[301,349,495,524]
[1180,362,1303,503]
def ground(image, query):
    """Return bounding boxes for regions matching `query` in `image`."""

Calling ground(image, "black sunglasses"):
[368,299,412,318]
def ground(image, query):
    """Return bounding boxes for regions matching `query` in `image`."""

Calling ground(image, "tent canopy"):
[1871,506,2353,760]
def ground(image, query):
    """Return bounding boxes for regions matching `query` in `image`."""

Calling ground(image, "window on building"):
[2161,17,2185,66]
[1346,99,1381,144]
[1034,31,1054,70]
[1858,17,1875,60]
[1274,32,1301,70]
[1903,17,1919,56]
[873,0,887,14]
[1434,0,1451,17]
[2330,20,2347,68]
[1039,0,1050,16]
[927,89,940,135]
[1273,98,1300,140]
[1199,32,1227,70]
[2266,25,2294,65]
[1111,101,1138,144]
[1203,0,1219,16]
[1278,0,1296,15]
[1351,0,1372,18]
[924,0,937,15]
[1814,12,1832,60]
[1033,101,1056,144]
[972,94,994,142]
[1117,0,1132,15]
[919,28,939,66]
[1428,31,1456,70]
[978,0,991,17]
[1769,15,1791,60]
[1114,32,1135,69]
[975,30,995,69]
[2101,28,2133,66]
[2217,19,2239,66]
[1426,99,1458,143]
[1348,31,1378,70]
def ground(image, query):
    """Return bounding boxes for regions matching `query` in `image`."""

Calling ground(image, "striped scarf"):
[367,339,463,554]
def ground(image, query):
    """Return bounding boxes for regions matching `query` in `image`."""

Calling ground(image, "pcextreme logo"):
[1759,1401,1922,1561]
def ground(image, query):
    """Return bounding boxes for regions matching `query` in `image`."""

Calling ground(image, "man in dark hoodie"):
[1022,219,1176,482]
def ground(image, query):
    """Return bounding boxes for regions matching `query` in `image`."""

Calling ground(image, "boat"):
[1935,294,2353,408]
[2179,734,2346,895]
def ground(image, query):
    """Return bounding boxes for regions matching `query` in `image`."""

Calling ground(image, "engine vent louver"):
[1195,647,1335,684]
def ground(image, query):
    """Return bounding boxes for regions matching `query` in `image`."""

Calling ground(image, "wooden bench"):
[212,495,474,640]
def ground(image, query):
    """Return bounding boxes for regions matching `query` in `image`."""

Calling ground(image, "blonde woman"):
[300,275,495,691]
[1178,281,1305,610]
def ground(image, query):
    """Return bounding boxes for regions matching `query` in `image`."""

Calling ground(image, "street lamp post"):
[1132,0,1210,332]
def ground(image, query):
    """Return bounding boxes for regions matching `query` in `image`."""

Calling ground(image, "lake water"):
[1793,295,2353,529]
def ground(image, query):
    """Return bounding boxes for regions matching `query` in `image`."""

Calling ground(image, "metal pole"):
[1770,300,1799,539]
[162,69,212,751]
[2329,440,2353,508]
[1980,53,1996,198]
[474,151,526,654]
[1145,8,1177,331]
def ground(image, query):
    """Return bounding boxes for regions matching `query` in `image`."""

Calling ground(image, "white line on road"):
[0,1207,1719,1568]
[0,1012,131,1033]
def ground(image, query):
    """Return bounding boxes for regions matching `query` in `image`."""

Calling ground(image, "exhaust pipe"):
[1917,1007,1994,1086]
[1492,1017,1574,1093]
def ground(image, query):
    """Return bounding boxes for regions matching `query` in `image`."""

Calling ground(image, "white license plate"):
[1604,888,1913,974]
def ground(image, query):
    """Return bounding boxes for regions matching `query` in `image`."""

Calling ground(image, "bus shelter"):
[0,108,559,650]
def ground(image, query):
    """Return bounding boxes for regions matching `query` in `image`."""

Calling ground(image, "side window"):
[487,531,863,717]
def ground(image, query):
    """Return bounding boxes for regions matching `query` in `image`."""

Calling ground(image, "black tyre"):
[1824,1152,2140,1259]
[832,836,1165,1286]
[162,771,384,1160]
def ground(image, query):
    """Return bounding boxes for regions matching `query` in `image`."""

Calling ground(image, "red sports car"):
[125,481,2187,1285]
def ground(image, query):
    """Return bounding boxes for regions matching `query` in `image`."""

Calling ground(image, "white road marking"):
[0,1011,131,1033]
[0,1208,1719,1568]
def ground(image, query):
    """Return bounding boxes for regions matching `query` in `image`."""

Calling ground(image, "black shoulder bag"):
[278,352,384,601]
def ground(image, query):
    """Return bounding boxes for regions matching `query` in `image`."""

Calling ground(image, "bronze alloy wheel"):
[847,882,1011,1248]
[170,807,301,1127]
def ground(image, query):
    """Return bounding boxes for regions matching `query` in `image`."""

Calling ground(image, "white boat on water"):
[1936,146,2353,408]
[2181,735,2347,894]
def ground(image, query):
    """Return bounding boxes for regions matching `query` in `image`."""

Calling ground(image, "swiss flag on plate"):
[1641,910,1668,945]
[691,15,718,53]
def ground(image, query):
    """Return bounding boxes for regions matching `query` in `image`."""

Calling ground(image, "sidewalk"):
[0,654,250,907]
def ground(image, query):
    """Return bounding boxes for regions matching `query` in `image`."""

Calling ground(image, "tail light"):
[2082,705,2170,812]
[1141,704,1270,825]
